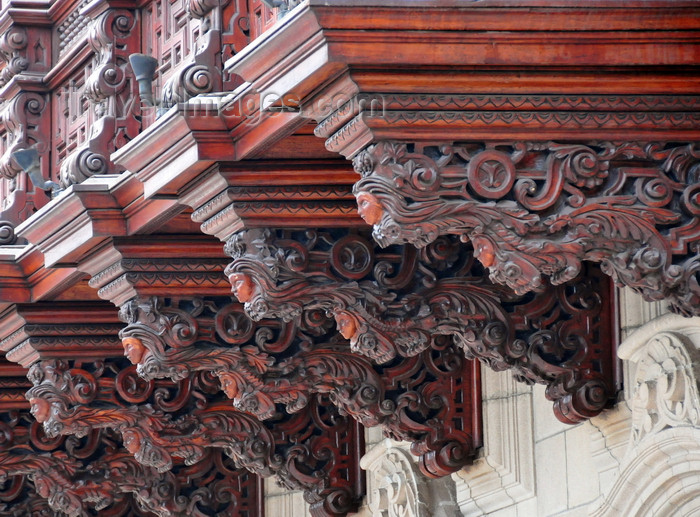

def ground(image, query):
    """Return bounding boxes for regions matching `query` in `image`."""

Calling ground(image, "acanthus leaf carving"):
[352,141,700,316]
[116,292,481,478]
[225,228,617,424]
[25,357,363,516]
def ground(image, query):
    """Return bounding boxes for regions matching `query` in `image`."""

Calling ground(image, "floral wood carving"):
[59,9,140,188]
[352,141,700,316]
[25,359,363,516]
[117,295,481,477]
[0,406,193,517]
[225,228,617,423]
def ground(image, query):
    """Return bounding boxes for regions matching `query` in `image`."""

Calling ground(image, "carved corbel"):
[117,296,272,387]
[59,9,140,187]
[117,294,481,477]
[225,228,618,423]
[25,359,363,516]
[0,404,192,517]
[160,30,222,111]
[0,27,30,88]
[352,141,700,316]
[0,91,51,241]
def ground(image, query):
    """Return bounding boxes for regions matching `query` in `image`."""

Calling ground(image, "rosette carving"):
[353,141,700,316]
[225,228,617,423]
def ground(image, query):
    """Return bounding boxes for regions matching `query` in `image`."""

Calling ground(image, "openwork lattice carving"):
[118,295,481,477]
[25,359,363,516]
[352,141,700,316]
[225,228,617,423]
[0,408,199,516]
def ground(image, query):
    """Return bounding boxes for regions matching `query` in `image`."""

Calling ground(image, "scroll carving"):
[225,228,617,423]
[0,27,30,88]
[352,141,700,316]
[161,32,221,110]
[0,91,51,237]
[25,359,363,516]
[0,407,194,516]
[118,295,481,477]
[59,9,140,187]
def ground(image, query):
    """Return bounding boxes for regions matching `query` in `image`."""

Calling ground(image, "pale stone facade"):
[266,289,700,516]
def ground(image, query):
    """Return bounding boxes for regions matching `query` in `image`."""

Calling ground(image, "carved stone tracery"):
[352,141,700,316]
[224,228,617,424]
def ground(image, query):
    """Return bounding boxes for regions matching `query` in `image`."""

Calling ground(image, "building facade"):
[0,1,697,515]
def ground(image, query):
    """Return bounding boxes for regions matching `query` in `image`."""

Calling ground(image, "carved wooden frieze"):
[351,141,700,317]
[0,407,190,516]
[118,295,481,477]
[25,358,363,516]
[0,302,124,368]
[225,228,617,423]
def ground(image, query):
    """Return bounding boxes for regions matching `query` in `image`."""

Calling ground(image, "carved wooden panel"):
[26,357,363,516]
[352,141,700,317]
[225,228,618,424]
[118,295,481,477]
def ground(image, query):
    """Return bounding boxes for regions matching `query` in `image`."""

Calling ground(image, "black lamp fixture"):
[11,148,62,198]
[129,53,159,107]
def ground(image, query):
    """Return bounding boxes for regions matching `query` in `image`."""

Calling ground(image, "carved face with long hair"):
[121,428,172,473]
[122,336,148,365]
[334,310,360,343]
[230,272,256,303]
[29,397,51,423]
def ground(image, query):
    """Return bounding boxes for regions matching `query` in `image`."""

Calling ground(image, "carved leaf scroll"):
[352,141,700,316]
[117,293,481,477]
[225,228,617,424]
[25,358,363,516]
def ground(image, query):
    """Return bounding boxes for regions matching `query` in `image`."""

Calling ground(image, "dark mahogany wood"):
[225,228,618,424]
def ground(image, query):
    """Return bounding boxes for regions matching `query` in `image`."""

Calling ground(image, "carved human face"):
[473,237,495,268]
[335,311,359,341]
[29,397,50,423]
[231,273,255,302]
[356,192,383,226]
[34,477,50,498]
[122,430,141,455]
[122,337,147,365]
[218,372,239,399]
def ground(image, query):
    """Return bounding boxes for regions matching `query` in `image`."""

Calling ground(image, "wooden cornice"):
[82,234,230,306]
[0,301,123,367]
[16,176,129,268]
